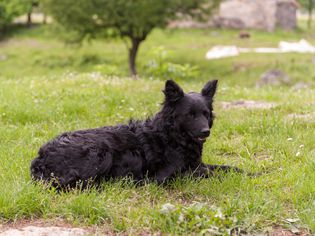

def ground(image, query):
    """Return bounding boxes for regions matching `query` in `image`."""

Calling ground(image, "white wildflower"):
[215,208,223,219]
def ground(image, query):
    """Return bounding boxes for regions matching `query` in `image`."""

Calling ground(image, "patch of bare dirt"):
[0,226,87,236]
[231,225,311,236]
[0,219,157,236]
[0,219,113,236]
[0,39,49,49]
[221,100,277,109]
[270,226,311,236]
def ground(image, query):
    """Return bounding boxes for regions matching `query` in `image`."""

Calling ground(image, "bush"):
[145,46,200,80]
[0,0,31,33]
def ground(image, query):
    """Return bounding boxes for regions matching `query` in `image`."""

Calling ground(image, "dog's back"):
[31,125,145,188]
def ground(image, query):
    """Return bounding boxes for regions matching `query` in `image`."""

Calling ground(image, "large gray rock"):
[257,69,291,87]
[218,0,297,31]
[276,1,298,30]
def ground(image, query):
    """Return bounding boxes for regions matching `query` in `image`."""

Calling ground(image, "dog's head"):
[163,79,218,143]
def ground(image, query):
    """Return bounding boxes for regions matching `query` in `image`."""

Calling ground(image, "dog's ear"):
[163,80,184,103]
[201,80,218,99]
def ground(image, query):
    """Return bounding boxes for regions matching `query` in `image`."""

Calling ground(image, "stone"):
[213,17,245,29]
[160,203,176,214]
[218,0,297,31]
[0,55,7,61]
[169,0,298,31]
[257,69,290,87]
[292,82,312,90]
[276,1,298,30]
[206,46,240,59]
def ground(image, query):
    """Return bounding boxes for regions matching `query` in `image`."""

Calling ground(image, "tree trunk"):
[128,37,142,79]
[307,0,313,29]
[27,12,32,27]
[43,13,47,24]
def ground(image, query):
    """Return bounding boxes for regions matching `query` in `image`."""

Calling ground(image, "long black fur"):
[30,80,244,189]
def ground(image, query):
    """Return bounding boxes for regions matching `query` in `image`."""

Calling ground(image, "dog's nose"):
[201,128,210,137]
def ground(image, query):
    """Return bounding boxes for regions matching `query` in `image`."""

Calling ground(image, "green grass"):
[0,24,314,234]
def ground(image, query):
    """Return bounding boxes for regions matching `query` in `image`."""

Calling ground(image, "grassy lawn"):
[0,24,314,234]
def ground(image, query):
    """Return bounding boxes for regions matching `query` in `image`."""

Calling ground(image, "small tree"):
[300,0,315,29]
[43,0,219,78]
[0,0,26,33]
[0,0,39,34]
[26,1,40,27]
[307,0,314,28]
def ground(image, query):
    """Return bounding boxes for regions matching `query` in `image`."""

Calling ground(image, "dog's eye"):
[187,112,195,118]
[203,111,209,117]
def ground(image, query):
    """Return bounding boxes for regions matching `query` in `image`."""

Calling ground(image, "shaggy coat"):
[30,80,243,188]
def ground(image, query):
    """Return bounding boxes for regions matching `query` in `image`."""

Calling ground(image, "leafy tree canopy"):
[43,0,219,78]
[0,0,38,32]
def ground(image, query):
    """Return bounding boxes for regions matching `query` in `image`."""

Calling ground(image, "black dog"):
[31,80,244,188]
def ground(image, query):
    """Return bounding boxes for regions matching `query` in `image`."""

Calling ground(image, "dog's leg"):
[155,165,178,184]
